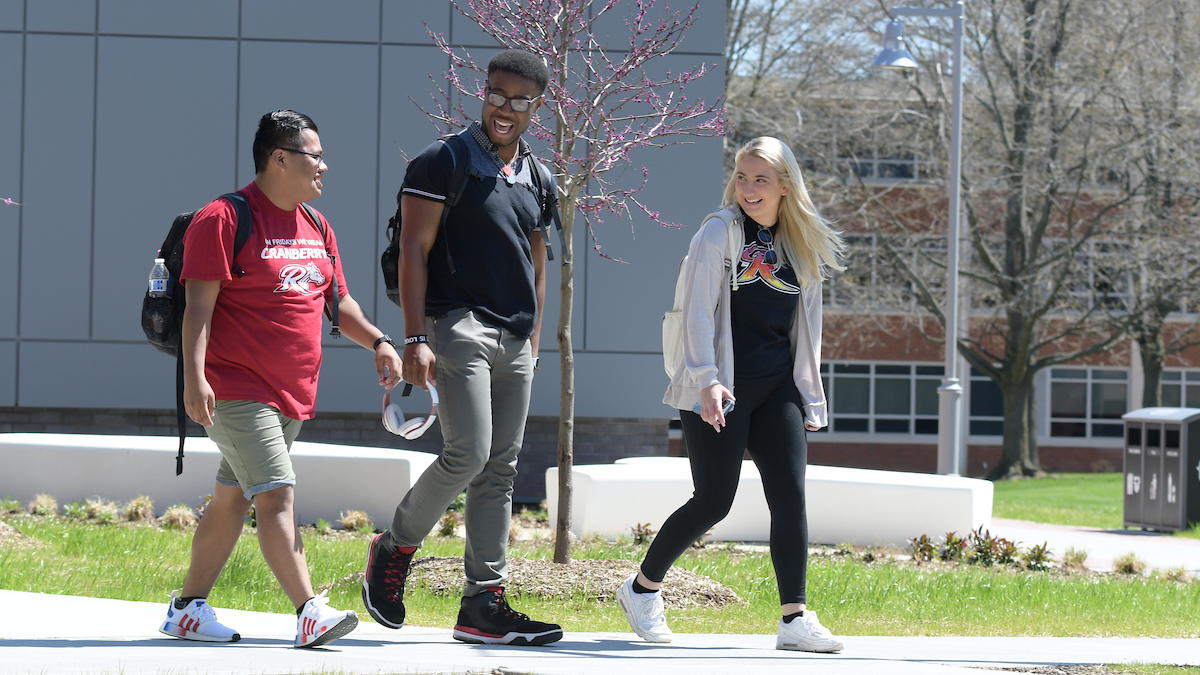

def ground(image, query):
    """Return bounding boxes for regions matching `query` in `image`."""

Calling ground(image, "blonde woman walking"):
[617,136,845,653]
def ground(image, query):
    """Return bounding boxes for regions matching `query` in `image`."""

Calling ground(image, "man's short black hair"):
[252,110,319,174]
[487,50,550,95]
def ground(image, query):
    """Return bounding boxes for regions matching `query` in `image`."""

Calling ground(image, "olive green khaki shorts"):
[208,400,303,500]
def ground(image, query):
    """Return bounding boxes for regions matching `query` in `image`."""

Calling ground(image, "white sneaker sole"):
[451,625,563,646]
[776,635,844,653]
[615,584,673,643]
[159,622,241,643]
[296,613,358,649]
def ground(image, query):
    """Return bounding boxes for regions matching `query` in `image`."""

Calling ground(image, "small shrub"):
[84,498,119,524]
[834,543,855,557]
[160,503,198,530]
[449,492,466,512]
[438,510,461,537]
[909,534,936,564]
[1162,567,1191,584]
[997,538,1020,566]
[631,522,657,545]
[940,532,967,563]
[968,527,998,567]
[0,498,22,514]
[63,501,88,520]
[316,518,332,535]
[1061,547,1089,571]
[246,504,256,528]
[1021,541,1052,571]
[1113,552,1146,576]
[196,494,213,519]
[339,510,372,532]
[28,494,58,516]
[123,495,155,522]
[692,531,713,549]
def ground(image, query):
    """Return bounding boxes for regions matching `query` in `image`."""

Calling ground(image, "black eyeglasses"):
[757,228,778,266]
[279,147,326,167]
[485,91,541,113]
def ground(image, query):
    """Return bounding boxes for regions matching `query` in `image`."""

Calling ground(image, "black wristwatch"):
[373,334,396,351]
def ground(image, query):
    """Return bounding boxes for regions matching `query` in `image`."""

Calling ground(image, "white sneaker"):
[615,573,673,643]
[159,591,240,642]
[295,590,359,648]
[776,610,843,653]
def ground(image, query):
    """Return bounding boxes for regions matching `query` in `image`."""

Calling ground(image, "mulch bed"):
[340,555,743,609]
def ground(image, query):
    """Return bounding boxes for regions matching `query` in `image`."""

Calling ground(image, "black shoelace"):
[491,590,531,621]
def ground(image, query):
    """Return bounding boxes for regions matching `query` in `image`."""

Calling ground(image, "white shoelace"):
[635,592,667,628]
[799,612,832,637]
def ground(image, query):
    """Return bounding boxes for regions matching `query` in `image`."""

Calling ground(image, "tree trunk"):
[1138,330,1166,409]
[988,372,1042,480]
[551,22,573,565]
[553,196,576,564]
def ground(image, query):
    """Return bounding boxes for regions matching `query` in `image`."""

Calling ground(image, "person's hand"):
[805,422,821,432]
[698,383,735,433]
[402,342,436,389]
[184,376,216,427]
[375,343,402,387]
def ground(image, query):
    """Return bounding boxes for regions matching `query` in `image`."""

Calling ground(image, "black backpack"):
[381,133,567,307]
[141,192,340,475]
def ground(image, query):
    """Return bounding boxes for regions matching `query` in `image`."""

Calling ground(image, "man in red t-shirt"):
[158,110,402,649]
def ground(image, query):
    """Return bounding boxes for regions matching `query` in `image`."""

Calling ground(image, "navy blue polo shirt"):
[401,128,553,339]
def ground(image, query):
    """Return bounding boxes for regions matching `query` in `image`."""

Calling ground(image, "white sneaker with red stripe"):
[295,590,358,648]
[159,591,240,642]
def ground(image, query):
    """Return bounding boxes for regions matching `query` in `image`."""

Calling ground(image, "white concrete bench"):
[547,457,993,547]
[0,433,436,529]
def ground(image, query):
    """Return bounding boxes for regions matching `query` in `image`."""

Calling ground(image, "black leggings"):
[641,372,809,605]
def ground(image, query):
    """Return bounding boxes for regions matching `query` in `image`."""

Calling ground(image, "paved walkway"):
[989,518,1200,573]
[4,520,1200,674]
[1,590,1198,675]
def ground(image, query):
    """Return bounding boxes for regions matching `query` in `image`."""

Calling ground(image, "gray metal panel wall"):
[0,1,22,31]
[92,36,239,341]
[0,33,21,339]
[21,34,94,340]
[26,0,95,33]
[0,0,724,420]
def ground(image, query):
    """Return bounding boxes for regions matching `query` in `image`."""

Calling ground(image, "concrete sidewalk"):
[988,518,1200,573]
[2,590,1197,675]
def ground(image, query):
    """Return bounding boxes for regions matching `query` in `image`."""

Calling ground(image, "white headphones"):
[383,381,439,440]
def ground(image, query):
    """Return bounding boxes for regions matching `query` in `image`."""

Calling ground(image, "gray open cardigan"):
[662,208,828,428]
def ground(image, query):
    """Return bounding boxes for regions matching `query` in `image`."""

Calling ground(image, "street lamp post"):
[872,1,966,476]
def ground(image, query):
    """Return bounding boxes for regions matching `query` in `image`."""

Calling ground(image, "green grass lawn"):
[991,472,1200,539]
[2,514,1199,638]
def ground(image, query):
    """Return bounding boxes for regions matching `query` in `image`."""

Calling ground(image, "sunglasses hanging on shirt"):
[757,227,779,266]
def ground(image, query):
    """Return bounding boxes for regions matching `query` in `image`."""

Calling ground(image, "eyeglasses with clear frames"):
[279,147,326,167]
[485,91,540,113]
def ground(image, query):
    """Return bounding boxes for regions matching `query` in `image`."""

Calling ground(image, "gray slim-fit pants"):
[389,308,533,597]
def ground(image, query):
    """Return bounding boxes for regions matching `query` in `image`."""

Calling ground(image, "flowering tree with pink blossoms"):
[420,0,724,562]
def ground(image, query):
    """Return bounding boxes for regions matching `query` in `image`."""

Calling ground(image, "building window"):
[969,369,1004,436]
[819,363,942,434]
[1049,368,1127,438]
[824,234,944,312]
[1160,371,1200,407]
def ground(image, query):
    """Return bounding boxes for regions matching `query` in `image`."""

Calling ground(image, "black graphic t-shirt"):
[731,210,801,380]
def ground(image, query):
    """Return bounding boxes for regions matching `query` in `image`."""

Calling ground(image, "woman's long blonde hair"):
[722,137,844,285]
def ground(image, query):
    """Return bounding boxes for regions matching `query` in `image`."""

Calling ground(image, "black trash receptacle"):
[1121,407,1200,532]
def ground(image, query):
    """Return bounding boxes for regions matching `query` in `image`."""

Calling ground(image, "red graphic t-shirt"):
[180,182,348,420]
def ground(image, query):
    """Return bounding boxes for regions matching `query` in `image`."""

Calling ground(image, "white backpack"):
[662,209,740,378]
